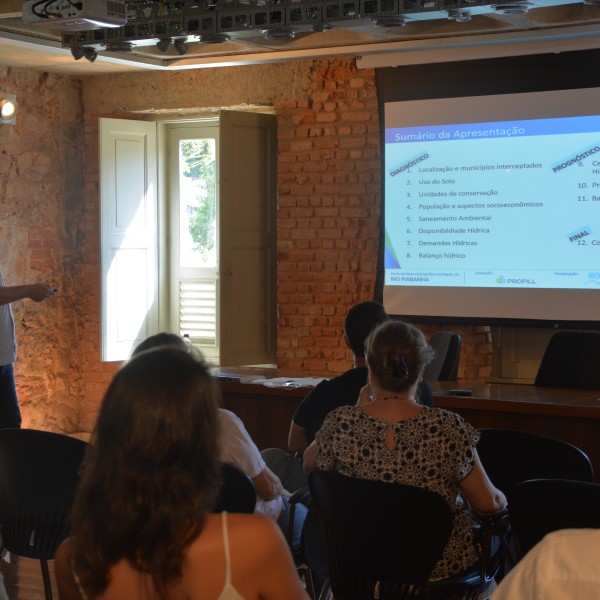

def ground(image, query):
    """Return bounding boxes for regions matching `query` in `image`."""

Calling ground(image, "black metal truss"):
[62,0,504,49]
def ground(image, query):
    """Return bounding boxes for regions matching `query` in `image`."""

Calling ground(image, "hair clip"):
[391,354,409,379]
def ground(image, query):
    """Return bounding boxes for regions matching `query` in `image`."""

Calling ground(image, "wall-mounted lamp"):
[0,93,17,125]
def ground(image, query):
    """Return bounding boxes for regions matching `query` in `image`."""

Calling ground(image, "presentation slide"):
[382,88,600,324]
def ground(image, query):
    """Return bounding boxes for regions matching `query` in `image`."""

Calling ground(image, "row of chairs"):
[301,428,598,600]
[307,474,600,600]
[1,427,598,600]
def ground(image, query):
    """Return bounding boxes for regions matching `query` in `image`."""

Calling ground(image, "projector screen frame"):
[374,48,600,330]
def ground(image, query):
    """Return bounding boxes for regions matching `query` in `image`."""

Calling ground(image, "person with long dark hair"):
[55,346,308,600]
[133,333,308,550]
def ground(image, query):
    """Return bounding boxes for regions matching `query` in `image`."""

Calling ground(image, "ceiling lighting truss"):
[60,0,584,55]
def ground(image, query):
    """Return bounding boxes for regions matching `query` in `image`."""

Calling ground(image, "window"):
[101,112,277,365]
[168,124,219,360]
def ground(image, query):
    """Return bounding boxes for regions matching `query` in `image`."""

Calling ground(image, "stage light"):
[104,41,133,53]
[70,45,85,60]
[83,47,98,62]
[173,39,189,54]
[371,16,405,27]
[261,28,297,41]
[447,9,471,22]
[156,38,173,52]
[493,2,530,14]
[197,33,230,44]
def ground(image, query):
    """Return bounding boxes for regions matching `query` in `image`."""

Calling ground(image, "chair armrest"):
[286,487,311,550]
[289,486,311,505]
[469,508,516,586]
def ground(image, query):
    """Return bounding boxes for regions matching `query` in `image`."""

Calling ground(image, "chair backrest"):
[477,428,593,496]
[509,479,600,557]
[423,331,462,381]
[0,428,88,560]
[534,331,600,389]
[308,470,453,599]
[213,462,256,514]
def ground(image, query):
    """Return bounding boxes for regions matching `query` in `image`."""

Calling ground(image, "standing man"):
[0,266,56,428]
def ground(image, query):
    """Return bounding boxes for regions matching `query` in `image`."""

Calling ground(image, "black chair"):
[476,428,593,496]
[0,428,88,600]
[469,429,592,579]
[286,488,328,600]
[308,470,485,600]
[212,462,256,514]
[534,331,600,389]
[424,331,462,381]
[509,478,600,558]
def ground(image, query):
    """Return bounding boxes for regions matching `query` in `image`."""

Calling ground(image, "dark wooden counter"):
[219,379,306,451]
[219,375,600,481]
[430,381,600,481]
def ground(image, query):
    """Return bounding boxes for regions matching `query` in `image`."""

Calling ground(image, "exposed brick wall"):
[0,66,86,431]
[275,60,381,374]
[1,58,492,433]
[274,60,492,379]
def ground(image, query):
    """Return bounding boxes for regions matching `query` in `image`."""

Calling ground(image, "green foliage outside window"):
[181,139,216,259]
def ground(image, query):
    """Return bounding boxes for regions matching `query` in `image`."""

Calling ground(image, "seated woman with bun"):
[55,346,308,600]
[303,320,506,581]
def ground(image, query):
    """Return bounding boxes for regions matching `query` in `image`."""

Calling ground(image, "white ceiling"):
[1,0,600,76]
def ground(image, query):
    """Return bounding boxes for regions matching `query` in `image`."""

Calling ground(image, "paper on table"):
[262,377,326,389]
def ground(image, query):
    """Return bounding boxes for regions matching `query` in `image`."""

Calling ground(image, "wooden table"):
[219,374,600,481]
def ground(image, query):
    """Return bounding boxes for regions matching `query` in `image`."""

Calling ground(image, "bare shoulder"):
[54,538,83,600]
[187,513,283,555]
[55,537,74,576]
[226,512,284,544]
[182,514,308,600]
[217,512,289,563]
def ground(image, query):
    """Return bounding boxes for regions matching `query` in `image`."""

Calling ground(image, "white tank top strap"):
[222,511,233,585]
[217,512,247,600]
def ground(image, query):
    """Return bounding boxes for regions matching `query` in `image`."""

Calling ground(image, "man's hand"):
[0,283,58,307]
[27,284,57,302]
[252,466,284,500]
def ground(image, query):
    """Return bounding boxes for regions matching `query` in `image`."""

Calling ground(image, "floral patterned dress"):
[315,406,481,580]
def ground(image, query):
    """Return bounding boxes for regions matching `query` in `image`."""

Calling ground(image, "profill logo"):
[496,276,536,285]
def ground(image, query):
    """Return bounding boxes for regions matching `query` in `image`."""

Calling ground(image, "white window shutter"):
[100,118,159,362]
[218,111,277,366]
